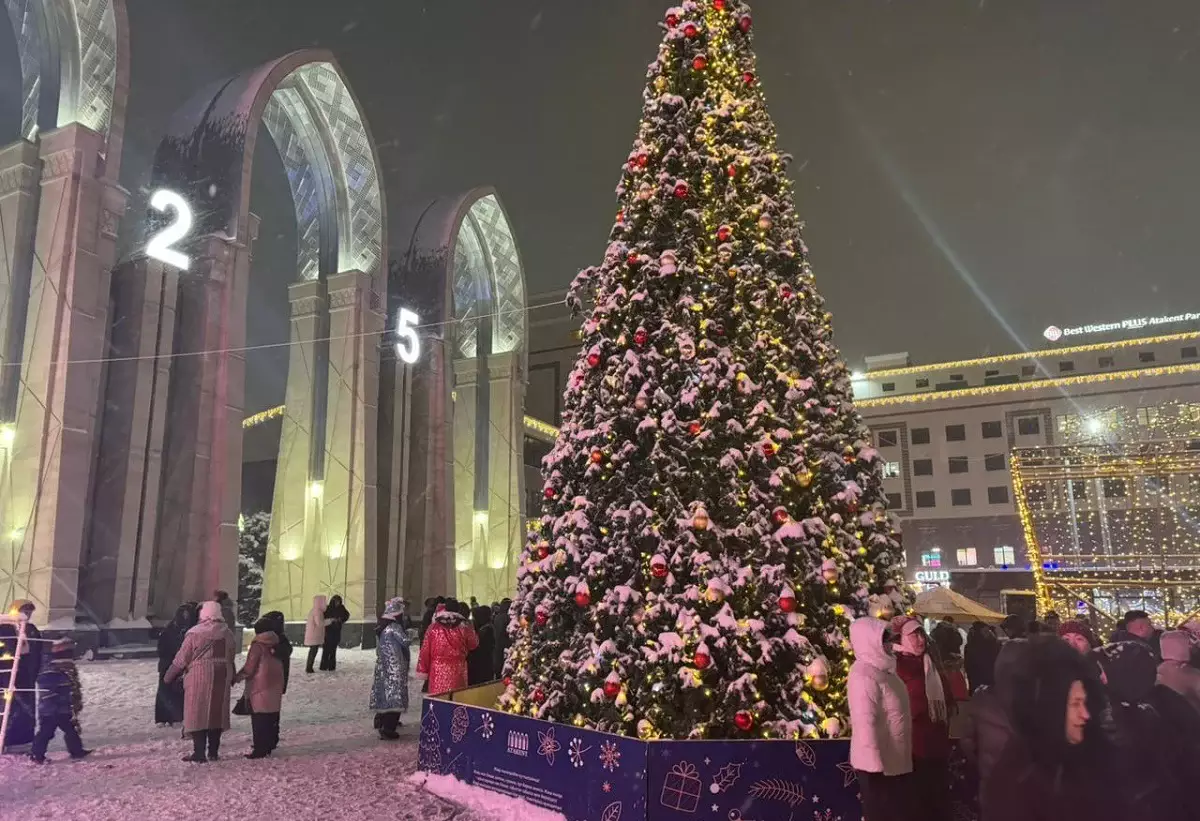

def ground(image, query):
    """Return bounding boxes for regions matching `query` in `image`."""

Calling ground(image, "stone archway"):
[384,188,527,607]
[0,0,129,624]
[92,49,387,631]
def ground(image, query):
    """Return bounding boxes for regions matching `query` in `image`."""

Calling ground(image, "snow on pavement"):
[0,649,488,821]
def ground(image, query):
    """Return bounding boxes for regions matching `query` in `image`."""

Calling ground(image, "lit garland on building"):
[1012,439,1200,627]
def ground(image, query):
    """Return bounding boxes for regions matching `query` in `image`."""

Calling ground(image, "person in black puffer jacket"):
[981,637,1121,821]
[1095,641,1198,821]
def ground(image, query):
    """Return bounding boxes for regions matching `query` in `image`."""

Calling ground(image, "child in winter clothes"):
[417,604,478,694]
[847,617,913,821]
[235,620,286,758]
[30,638,90,763]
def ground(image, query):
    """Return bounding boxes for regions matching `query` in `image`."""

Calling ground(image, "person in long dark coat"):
[492,598,512,675]
[0,599,43,749]
[964,621,1000,692]
[468,605,495,685]
[320,595,350,671]
[155,605,193,726]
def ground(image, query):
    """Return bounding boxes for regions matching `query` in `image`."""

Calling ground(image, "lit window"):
[877,429,899,447]
[1136,407,1159,427]
[882,461,901,478]
[994,545,1016,565]
[1056,414,1077,434]
[956,547,977,566]
[1017,416,1041,436]
[921,548,942,568]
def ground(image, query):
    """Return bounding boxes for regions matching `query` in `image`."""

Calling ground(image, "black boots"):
[375,712,402,740]
[183,730,221,762]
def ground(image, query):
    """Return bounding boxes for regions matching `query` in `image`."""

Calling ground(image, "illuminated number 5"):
[147,190,192,270]
[395,308,421,364]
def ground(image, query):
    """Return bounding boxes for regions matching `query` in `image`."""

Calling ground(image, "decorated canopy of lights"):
[1013,439,1200,627]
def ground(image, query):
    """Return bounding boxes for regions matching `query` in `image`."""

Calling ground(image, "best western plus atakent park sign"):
[1043,312,1200,342]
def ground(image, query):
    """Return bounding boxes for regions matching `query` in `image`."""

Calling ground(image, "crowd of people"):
[2,590,517,763]
[849,608,1200,821]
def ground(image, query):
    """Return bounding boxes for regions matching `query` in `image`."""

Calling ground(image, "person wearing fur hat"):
[1158,630,1200,714]
[847,618,913,821]
[164,600,236,762]
[890,615,952,821]
[417,603,478,694]
[0,599,42,749]
[370,597,411,739]
[982,637,1120,821]
[29,638,90,763]
[1095,641,1196,821]
[1057,620,1099,655]
[234,618,286,758]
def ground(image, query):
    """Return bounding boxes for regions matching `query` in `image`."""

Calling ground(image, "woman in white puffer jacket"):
[848,616,914,821]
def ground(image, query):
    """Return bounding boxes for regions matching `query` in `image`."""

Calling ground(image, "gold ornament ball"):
[758,215,773,230]
[797,470,813,487]
[811,674,829,691]
[692,509,710,530]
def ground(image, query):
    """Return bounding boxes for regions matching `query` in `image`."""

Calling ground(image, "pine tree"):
[499,0,907,740]
[237,512,270,627]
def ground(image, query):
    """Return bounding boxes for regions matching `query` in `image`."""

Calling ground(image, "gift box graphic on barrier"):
[659,762,701,813]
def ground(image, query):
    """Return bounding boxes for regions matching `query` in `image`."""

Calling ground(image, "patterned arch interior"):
[4,0,119,140]
[259,61,383,287]
[452,193,526,359]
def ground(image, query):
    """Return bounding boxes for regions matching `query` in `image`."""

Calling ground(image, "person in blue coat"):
[30,638,91,763]
[370,597,411,739]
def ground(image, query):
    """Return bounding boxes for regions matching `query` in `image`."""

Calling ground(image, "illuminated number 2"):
[395,308,421,364]
[147,190,193,270]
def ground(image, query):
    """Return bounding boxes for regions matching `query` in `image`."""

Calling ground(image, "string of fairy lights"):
[1013,436,1200,626]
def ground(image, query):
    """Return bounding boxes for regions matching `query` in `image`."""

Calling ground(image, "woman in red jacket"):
[891,616,953,821]
[417,604,479,694]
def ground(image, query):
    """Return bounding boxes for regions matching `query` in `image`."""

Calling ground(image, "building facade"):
[852,330,1200,610]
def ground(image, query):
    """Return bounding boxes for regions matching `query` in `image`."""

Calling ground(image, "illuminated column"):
[0,140,40,420]
[319,270,382,624]
[452,351,526,603]
[485,351,525,601]
[153,221,255,612]
[260,281,324,621]
[7,125,127,625]
[83,257,180,623]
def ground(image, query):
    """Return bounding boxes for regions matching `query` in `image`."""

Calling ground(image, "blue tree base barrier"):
[419,689,979,821]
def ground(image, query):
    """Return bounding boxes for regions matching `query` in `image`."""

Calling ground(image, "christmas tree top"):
[500,0,907,740]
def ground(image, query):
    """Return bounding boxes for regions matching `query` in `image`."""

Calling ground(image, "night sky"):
[12,1,1200,412]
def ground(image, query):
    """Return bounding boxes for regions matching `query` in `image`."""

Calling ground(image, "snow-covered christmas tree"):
[499,0,906,740]
[238,512,270,627]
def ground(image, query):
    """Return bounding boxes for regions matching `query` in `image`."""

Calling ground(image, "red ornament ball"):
[717,225,732,242]
[627,252,640,266]
[587,352,602,368]
[727,163,738,178]
[843,453,855,464]
[772,508,790,526]
[693,54,708,71]
[734,711,754,731]
[634,329,648,346]
[674,181,690,199]
[743,71,756,85]
[666,12,679,28]
[504,676,512,687]
[574,591,591,608]
[780,284,793,299]
[683,22,699,38]
[636,152,649,168]
[694,651,711,669]
[779,594,797,613]
[537,543,550,559]
[713,0,726,9]
[688,421,702,436]
[650,555,669,579]
[762,441,777,457]
[543,486,556,499]
[603,679,621,699]
[533,688,546,704]
[590,449,604,464]
[535,610,548,626]
[738,14,752,33]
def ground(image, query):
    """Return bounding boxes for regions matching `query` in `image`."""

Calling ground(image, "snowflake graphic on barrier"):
[835,761,857,787]
[537,726,562,766]
[569,737,591,768]
[450,706,470,743]
[599,739,622,772]
[476,713,495,739]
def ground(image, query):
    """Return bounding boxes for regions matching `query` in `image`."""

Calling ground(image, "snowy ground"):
[0,649,494,821]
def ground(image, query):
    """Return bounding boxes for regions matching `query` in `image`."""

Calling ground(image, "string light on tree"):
[498,0,906,740]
